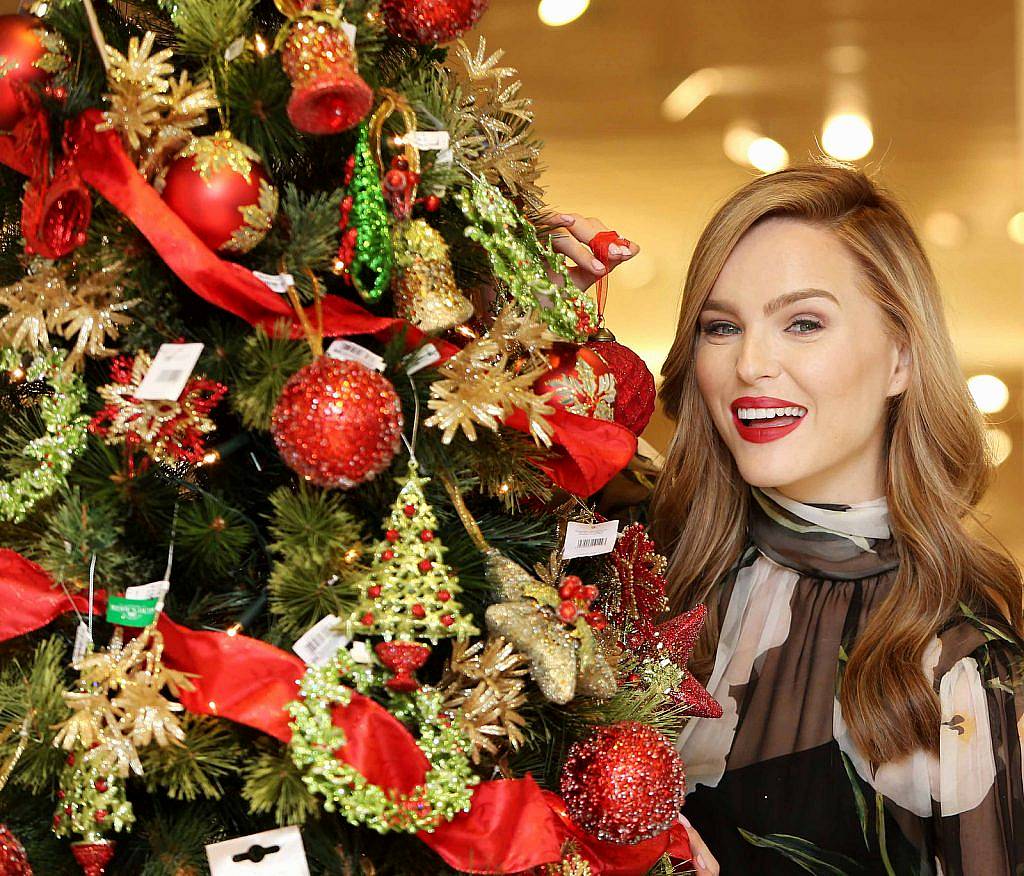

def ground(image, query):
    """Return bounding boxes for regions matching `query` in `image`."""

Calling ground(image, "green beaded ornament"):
[0,347,89,523]
[348,121,394,302]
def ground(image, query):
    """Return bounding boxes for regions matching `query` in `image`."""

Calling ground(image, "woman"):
[554,163,1024,875]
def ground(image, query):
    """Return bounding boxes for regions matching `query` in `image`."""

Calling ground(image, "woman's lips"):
[731,409,805,444]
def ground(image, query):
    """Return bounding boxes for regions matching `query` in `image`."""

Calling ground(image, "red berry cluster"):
[557,575,608,630]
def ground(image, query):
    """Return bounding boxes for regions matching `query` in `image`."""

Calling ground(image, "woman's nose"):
[734,329,781,385]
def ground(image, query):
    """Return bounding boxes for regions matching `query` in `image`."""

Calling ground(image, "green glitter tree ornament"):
[347,121,394,302]
[53,747,134,845]
[348,458,478,689]
[456,177,598,341]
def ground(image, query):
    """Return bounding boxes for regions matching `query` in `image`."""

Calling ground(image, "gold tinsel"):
[439,637,528,763]
[98,32,219,179]
[52,626,195,778]
[0,261,137,372]
[425,308,557,446]
[545,852,593,875]
[449,38,543,211]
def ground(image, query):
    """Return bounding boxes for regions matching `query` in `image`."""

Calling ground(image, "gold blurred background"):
[3,0,1019,562]
[478,0,1024,564]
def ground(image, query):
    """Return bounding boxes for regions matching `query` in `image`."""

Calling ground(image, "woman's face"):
[694,216,910,504]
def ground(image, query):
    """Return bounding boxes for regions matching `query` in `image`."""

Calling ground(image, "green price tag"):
[105,596,158,627]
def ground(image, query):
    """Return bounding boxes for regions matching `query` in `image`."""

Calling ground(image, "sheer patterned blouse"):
[676,486,1024,875]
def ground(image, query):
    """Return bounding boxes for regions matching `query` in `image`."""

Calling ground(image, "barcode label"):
[72,621,92,668]
[252,270,295,293]
[135,343,204,401]
[562,519,620,559]
[406,130,451,151]
[207,826,310,876]
[402,343,441,375]
[293,615,348,667]
[326,339,385,372]
[125,580,170,601]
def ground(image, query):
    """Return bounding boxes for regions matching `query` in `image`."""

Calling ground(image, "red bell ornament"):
[159,132,278,254]
[381,0,489,44]
[587,329,656,435]
[533,342,617,421]
[280,14,373,135]
[0,15,53,131]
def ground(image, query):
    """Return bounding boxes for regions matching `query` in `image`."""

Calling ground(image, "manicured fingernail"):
[591,259,605,272]
[697,855,707,871]
[679,814,691,828]
[608,244,623,256]
[559,214,575,224]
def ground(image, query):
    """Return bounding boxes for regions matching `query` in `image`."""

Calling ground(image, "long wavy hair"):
[650,161,1023,765]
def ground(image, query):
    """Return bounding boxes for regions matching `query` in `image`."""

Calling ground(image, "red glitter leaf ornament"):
[599,522,669,639]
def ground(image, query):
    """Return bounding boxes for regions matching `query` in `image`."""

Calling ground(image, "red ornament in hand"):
[0,15,53,131]
[560,721,686,845]
[0,824,31,875]
[281,15,372,135]
[534,343,617,421]
[587,336,656,435]
[271,357,403,489]
[382,0,489,44]
[160,133,277,254]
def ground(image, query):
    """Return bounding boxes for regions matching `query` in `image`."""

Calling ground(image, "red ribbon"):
[0,554,690,873]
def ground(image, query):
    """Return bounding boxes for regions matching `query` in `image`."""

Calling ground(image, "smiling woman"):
[646,163,1024,875]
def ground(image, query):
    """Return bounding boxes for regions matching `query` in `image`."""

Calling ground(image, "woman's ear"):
[887,341,912,397]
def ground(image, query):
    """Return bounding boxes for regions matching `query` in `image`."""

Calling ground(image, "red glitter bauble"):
[587,338,656,435]
[534,343,616,421]
[381,0,489,44]
[70,840,114,876]
[0,824,31,875]
[160,133,276,254]
[271,357,403,489]
[560,721,686,844]
[0,15,51,131]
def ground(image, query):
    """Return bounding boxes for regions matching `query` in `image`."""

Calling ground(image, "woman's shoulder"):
[930,604,1024,690]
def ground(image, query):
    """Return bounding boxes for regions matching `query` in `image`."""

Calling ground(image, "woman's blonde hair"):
[650,161,1023,765]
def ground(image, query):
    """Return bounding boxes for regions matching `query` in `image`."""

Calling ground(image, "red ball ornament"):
[411,603,426,618]
[558,600,578,623]
[0,15,53,131]
[381,549,396,561]
[281,15,372,135]
[0,824,31,875]
[160,133,277,254]
[382,0,489,44]
[534,343,617,421]
[420,529,434,542]
[560,721,686,844]
[367,584,382,598]
[417,559,433,572]
[587,335,657,435]
[403,503,416,517]
[437,589,451,602]
[270,357,403,489]
[385,529,400,542]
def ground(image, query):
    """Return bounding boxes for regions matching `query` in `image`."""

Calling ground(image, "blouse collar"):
[748,486,899,581]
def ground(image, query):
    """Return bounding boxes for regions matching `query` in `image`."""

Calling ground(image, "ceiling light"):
[821,112,873,160]
[985,427,1013,466]
[723,123,788,173]
[923,211,968,249]
[968,374,1010,414]
[1007,211,1024,244]
[662,68,724,122]
[538,0,589,27]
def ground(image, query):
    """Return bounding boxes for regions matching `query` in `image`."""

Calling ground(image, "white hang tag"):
[224,35,246,61]
[72,621,92,668]
[125,580,171,601]
[134,343,204,401]
[402,343,441,375]
[435,148,454,167]
[340,20,357,49]
[349,640,374,664]
[252,270,295,294]
[406,130,451,151]
[326,339,386,372]
[206,826,310,876]
[562,519,620,559]
[293,615,349,668]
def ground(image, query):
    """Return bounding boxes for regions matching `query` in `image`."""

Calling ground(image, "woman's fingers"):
[545,212,640,293]
[680,815,720,876]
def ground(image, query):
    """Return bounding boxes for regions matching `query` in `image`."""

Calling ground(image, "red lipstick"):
[730,396,806,444]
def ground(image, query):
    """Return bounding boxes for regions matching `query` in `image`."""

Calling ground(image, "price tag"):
[206,826,310,876]
[340,20,357,49]
[72,621,92,668]
[326,339,385,372]
[106,596,158,627]
[561,519,620,559]
[402,343,441,375]
[406,130,451,151]
[349,640,373,664]
[134,343,204,401]
[224,35,246,61]
[293,615,348,668]
[435,148,454,167]
[125,580,170,601]
[253,270,295,293]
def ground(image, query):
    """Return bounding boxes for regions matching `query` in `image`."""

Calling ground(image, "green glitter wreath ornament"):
[456,177,598,341]
[287,645,478,834]
[0,347,88,523]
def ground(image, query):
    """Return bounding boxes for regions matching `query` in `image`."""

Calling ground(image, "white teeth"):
[736,406,806,421]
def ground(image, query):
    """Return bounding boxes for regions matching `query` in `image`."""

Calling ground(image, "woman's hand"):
[680,814,720,876]
[547,212,639,292]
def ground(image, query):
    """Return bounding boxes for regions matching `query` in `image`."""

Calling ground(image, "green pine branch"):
[176,493,255,579]
[229,324,312,431]
[241,741,321,826]
[139,715,244,801]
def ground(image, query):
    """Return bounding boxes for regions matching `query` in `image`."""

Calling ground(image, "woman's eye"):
[788,318,823,334]
[701,321,739,336]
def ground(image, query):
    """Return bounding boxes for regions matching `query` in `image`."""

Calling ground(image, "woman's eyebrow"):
[701,288,840,317]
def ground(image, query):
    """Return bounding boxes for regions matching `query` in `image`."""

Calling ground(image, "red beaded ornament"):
[381,0,489,44]
[0,824,31,875]
[271,357,403,489]
[587,337,656,435]
[560,721,686,845]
